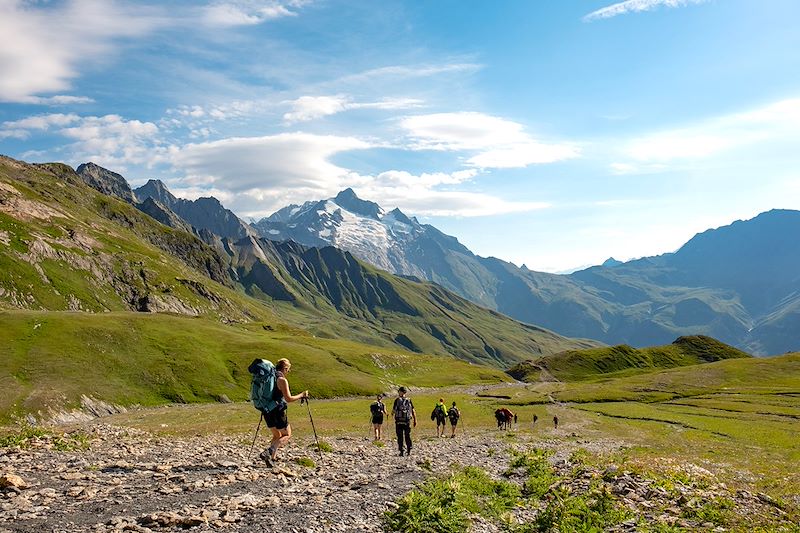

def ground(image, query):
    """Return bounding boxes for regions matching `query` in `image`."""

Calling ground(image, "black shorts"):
[372,415,384,425]
[450,419,458,426]
[264,407,288,430]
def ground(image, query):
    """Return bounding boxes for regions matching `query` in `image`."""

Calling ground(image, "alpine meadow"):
[1,1,800,532]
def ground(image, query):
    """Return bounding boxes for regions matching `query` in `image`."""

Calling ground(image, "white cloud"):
[59,115,162,169]
[337,63,482,85]
[400,112,580,168]
[201,0,308,27]
[0,0,163,103]
[171,133,372,194]
[165,132,545,218]
[618,98,800,164]
[323,166,547,218]
[282,95,424,124]
[583,0,707,21]
[3,113,81,131]
[283,96,350,124]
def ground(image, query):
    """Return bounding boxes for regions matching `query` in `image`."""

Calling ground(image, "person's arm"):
[411,402,417,427]
[277,376,308,403]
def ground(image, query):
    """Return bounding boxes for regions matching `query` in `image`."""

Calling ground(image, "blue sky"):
[1,0,799,272]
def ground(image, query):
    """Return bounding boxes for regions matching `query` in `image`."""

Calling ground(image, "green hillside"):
[0,156,596,368]
[507,335,751,382]
[0,310,508,423]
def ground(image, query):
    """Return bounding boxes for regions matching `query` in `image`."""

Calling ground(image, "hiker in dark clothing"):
[447,401,460,438]
[260,358,308,467]
[553,415,559,430]
[391,386,417,456]
[513,413,518,425]
[432,398,448,438]
[370,394,387,441]
[533,414,538,426]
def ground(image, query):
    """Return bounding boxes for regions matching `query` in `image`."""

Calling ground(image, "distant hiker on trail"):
[553,415,559,430]
[431,398,448,438]
[513,413,518,425]
[392,386,417,456]
[260,358,308,467]
[533,414,538,426]
[370,394,387,441]
[447,401,460,438]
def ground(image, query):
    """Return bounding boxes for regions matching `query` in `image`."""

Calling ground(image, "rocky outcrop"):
[76,163,136,203]
[134,181,256,241]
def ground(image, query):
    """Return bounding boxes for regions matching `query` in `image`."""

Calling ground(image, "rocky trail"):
[1,422,796,532]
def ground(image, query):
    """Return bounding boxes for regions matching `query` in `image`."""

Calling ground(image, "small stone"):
[0,473,27,489]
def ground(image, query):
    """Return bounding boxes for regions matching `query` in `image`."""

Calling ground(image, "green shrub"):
[294,457,316,468]
[384,466,521,532]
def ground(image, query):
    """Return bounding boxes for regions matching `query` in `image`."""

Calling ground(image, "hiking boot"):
[259,450,274,468]
[398,450,404,457]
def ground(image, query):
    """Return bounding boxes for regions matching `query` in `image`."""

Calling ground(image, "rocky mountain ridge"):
[255,188,800,355]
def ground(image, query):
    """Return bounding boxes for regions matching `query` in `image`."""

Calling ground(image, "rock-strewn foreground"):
[1,424,795,532]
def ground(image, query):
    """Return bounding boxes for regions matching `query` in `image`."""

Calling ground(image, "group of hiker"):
[368,391,461,455]
[248,357,560,463]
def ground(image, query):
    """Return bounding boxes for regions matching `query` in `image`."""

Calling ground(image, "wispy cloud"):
[282,95,423,124]
[583,0,706,22]
[200,0,310,27]
[609,97,800,171]
[0,0,164,104]
[400,112,579,169]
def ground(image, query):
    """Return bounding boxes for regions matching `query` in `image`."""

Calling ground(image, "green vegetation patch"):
[0,424,90,452]
[384,465,520,533]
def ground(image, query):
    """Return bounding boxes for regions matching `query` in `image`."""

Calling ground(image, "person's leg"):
[271,424,292,459]
[404,425,412,454]
[377,423,383,441]
[396,424,404,454]
[373,423,379,440]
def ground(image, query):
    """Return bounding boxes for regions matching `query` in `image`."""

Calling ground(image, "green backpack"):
[248,359,283,414]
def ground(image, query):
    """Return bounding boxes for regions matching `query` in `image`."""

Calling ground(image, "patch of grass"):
[519,484,631,532]
[384,466,520,533]
[0,424,90,451]
[311,440,333,453]
[294,456,316,468]
[505,449,558,499]
[372,440,385,447]
[681,496,734,525]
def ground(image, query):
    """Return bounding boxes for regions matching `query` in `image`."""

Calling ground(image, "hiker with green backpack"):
[431,398,448,438]
[248,357,308,467]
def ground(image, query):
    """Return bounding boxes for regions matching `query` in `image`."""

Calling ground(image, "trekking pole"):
[302,397,323,460]
[248,412,263,458]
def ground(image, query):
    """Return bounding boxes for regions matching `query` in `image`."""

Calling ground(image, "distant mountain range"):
[17,158,800,356]
[0,157,594,368]
[250,188,800,356]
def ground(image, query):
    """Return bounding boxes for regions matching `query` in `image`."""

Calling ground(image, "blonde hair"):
[276,358,291,371]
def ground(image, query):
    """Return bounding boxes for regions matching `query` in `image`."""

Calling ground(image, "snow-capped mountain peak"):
[253,189,434,276]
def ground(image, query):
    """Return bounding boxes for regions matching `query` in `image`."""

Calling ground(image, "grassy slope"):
[507,335,751,382]
[1,156,597,369]
[0,310,508,423]
[482,353,800,500]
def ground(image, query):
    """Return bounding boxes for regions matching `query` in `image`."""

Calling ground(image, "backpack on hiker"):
[395,397,413,424]
[448,407,460,423]
[431,403,445,421]
[370,401,384,417]
[248,359,284,414]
